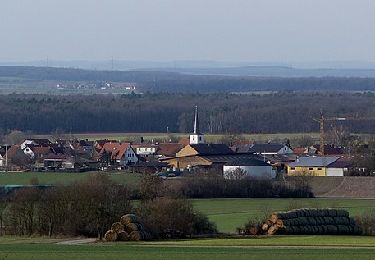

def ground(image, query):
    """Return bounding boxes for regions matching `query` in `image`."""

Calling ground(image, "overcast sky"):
[1,0,375,63]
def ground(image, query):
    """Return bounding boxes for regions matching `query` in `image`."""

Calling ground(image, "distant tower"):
[189,106,205,144]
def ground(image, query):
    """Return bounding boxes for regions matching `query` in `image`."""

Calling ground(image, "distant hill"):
[2,66,375,93]
[139,65,375,78]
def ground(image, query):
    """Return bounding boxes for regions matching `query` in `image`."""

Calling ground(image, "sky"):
[1,0,375,64]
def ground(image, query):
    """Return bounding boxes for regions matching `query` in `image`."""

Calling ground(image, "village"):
[0,106,369,179]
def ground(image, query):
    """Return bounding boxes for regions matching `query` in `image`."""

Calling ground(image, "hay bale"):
[336,209,349,218]
[125,223,139,233]
[129,230,143,241]
[120,214,138,225]
[104,230,118,242]
[276,219,284,228]
[111,222,124,234]
[261,223,269,231]
[327,209,337,217]
[117,231,129,241]
[267,225,278,235]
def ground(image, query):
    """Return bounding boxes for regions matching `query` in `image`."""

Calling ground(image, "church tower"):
[189,105,205,144]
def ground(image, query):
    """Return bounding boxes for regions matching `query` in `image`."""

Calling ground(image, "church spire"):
[193,105,200,134]
[190,105,204,144]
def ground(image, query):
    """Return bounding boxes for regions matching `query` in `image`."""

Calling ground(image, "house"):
[156,143,184,159]
[308,145,344,156]
[0,154,3,167]
[100,142,138,167]
[233,143,294,155]
[20,139,52,149]
[326,159,352,176]
[44,154,74,170]
[223,157,276,179]
[133,144,158,155]
[164,143,236,170]
[287,156,340,176]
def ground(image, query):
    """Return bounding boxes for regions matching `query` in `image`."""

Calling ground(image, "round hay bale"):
[125,223,139,233]
[349,217,356,226]
[335,217,350,225]
[308,217,317,226]
[142,231,152,240]
[136,223,144,231]
[129,230,143,241]
[327,209,337,217]
[276,219,284,228]
[336,209,349,218]
[120,214,138,225]
[326,225,338,235]
[261,223,269,231]
[323,217,335,225]
[267,225,278,235]
[111,222,124,234]
[104,230,118,242]
[117,231,129,241]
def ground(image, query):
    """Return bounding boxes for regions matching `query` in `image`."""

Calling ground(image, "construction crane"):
[314,112,375,156]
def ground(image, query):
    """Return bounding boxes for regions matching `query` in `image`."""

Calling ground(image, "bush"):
[137,197,216,238]
[356,210,375,235]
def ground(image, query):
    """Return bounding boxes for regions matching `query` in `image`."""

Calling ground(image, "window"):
[317,168,322,170]
[290,167,295,170]
[309,168,314,171]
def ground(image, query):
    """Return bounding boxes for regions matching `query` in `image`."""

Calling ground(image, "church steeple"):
[193,105,200,134]
[190,105,204,144]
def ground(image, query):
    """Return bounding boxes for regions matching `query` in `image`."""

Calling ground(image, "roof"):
[293,147,307,156]
[225,157,271,167]
[312,145,344,155]
[25,139,52,146]
[234,143,287,154]
[156,143,184,157]
[31,146,51,155]
[288,156,339,167]
[200,154,263,164]
[100,142,132,160]
[327,159,352,168]
[5,145,20,159]
[190,144,234,155]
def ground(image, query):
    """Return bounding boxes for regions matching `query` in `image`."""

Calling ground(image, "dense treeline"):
[2,66,375,93]
[0,93,374,134]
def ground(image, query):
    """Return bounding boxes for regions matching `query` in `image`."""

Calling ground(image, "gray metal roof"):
[288,156,339,167]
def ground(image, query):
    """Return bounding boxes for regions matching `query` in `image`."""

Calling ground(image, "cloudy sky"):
[1,0,375,63]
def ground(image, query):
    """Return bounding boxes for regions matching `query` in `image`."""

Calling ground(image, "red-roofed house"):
[100,142,138,167]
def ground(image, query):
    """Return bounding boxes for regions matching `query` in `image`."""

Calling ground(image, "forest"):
[0,92,374,134]
[2,66,375,93]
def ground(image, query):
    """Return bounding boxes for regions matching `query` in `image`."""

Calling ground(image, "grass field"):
[0,236,375,259]
[0,172,142,185]
[192,198,375,233]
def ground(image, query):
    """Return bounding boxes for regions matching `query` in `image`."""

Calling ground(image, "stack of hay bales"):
[104,214,152,242]
[256,208,362,236]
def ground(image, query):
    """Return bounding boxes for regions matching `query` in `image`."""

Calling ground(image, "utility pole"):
[5,145,8,172]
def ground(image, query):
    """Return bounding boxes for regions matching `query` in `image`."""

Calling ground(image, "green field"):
[192,198,375,233]
[0,172,142,185]
[0,236,375,259]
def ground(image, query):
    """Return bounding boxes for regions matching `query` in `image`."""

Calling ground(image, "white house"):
[326,159,352,176]
[0,154,3,167]
[223,158,276,179]
[100,142,138,166]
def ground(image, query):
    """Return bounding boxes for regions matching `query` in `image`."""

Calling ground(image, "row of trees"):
[0,174,218,238]
[0,92,374,134]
